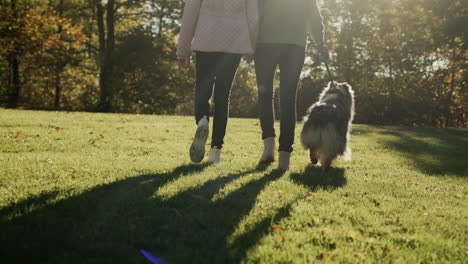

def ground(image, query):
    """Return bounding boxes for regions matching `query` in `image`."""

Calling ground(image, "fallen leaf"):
[16,131,22,138]
[271,225,283,232]
[324,250,337,262]
[344,231,357,241]
[321,227,331,235]
[354,251,365,259]
[281,236,286,242]
[166,130,170,133]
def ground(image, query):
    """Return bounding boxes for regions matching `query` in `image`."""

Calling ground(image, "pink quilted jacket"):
[177,0,258,58]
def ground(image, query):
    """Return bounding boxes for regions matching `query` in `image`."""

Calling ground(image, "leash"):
[324,61,334,85]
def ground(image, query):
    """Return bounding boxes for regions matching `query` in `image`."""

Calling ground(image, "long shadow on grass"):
[0,163,211,263]
[290,166,347,191]
[0,162,294,264]
[379,127,468,176]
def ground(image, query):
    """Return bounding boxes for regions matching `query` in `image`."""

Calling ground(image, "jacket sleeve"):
[177,0,202,58]
[308,0,325,45]
[246,0,259,54]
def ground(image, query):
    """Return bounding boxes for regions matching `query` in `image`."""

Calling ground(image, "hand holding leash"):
[178,56,191,68]
[316,44,334,84]
[243,55,254,64]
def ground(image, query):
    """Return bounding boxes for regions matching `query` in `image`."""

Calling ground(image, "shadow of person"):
[146,167,284,264]
[290,165,347,191]
[0,162,288,264]
[0,162,212,264]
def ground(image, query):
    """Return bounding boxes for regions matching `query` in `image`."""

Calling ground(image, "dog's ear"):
[340,83,353,94]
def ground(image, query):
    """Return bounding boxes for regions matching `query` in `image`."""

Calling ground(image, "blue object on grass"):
[139,249,169,264]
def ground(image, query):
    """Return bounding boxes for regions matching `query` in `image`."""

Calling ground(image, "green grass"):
[0,109,467,263]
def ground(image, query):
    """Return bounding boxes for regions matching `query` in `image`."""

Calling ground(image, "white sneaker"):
[278,151,290,170]
[208,147,221,164]
[259,137,275,163]
[190,116,209,163]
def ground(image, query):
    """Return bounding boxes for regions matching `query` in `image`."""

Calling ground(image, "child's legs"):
[194,51,217,124]
[278,45,305,153]
[211,53,242,149]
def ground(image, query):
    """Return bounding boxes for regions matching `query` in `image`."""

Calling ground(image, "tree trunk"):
[9,56,20,108]
[96,0,109,111]
[8,0,20,108]
[96,0,115,112]
[105,0,115,111]
[54,0,64,109]
[54,71,61,109]
[445,57,457,127]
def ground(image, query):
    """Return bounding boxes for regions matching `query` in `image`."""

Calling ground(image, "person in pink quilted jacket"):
[177,0,258,164]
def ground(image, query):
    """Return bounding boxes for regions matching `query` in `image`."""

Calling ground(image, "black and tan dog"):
[301,82,355,170]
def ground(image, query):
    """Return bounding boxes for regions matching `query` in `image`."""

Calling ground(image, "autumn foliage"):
[0,0,466,127]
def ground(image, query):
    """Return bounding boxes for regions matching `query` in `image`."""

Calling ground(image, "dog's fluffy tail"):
[301,123,321,150]
[302,123,339,150]
[302,123,351,162]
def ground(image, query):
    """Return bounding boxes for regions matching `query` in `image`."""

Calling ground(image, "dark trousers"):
[255,44,305,153]
[195,51,241,149]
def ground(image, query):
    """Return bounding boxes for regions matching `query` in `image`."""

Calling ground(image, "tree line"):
[0,0,466,127]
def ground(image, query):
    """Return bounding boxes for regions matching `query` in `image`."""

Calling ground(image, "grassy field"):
[0,109,467,263]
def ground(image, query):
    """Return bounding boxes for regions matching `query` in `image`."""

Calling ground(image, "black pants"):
[195,51,241,149]
[255,44,305,153]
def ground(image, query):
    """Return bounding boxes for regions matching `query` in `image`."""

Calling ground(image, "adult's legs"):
[211,53,242,149]
[278,45,305,153]
[194,51,217,124]
[255,44,281,140]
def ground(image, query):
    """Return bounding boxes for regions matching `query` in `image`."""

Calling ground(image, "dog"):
[300,82,355,170]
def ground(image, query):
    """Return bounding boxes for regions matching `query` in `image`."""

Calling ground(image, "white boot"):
[190,116,209,163]
[259,137,275,163]
[208,147,221,164]
[278,151,291,170]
